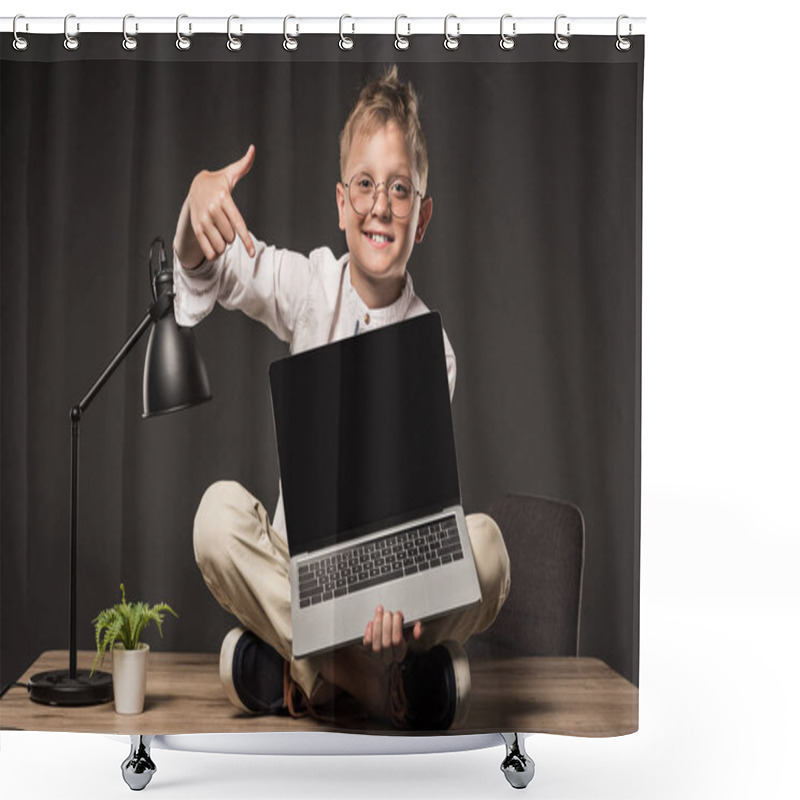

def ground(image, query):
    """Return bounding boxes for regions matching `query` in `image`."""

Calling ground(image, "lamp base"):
[28,668,114,706]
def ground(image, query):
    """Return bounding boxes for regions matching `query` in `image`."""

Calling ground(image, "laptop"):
[269,312,482,658]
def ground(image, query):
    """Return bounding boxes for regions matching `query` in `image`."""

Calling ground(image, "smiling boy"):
[173,67,510,730]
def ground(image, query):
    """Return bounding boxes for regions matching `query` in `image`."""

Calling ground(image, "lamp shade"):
[142,313,212,417]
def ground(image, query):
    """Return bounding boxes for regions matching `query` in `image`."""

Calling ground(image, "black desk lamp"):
[28,237,212,706]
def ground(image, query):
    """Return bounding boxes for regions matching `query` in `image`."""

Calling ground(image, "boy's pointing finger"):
[223,195,256,258]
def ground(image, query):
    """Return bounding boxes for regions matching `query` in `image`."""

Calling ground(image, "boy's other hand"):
[175,144,257,268]
[363,605,424,665]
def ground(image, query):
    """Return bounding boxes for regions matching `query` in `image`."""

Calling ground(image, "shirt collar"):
[344,258,414,327]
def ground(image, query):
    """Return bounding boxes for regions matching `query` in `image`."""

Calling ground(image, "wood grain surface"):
[1,651,637,737]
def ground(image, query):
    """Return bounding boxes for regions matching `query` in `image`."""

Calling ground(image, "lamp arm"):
[74,293,172,417]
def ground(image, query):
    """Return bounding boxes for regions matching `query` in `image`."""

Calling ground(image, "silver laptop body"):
[269,312,481,659]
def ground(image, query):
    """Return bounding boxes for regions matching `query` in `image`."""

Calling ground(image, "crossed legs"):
[193,480,510,712]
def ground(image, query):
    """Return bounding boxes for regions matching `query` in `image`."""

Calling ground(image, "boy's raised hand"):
[363,606,424,665]
[175,144,257,269]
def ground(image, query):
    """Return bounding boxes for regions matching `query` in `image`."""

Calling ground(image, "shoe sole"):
[440,641,472,728]
[219,626,251,713]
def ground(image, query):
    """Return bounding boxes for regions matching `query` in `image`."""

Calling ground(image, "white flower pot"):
[112,643,150,714]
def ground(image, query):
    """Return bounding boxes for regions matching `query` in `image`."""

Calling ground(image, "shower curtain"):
[1,26,643,736]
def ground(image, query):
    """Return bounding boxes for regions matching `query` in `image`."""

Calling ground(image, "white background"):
[2,1,799,798]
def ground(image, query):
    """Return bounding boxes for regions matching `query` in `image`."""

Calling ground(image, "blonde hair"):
[339,66,429,195]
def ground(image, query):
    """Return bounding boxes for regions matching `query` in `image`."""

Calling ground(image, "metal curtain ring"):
[554,14,570,51]
[339,15,354,50]
[283,15,298,51]
[227,15,242,51]
[616,15,632,51]
[394,15,410,50]
[13,14,29,51]
[394,14,411,50]
[176,14,191,50]
[122,15,138,51]
[64,13,79,51]
[444,14,460,51]
[500,14,516,50]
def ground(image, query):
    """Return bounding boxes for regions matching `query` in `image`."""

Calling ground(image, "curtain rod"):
[2,16,646,37]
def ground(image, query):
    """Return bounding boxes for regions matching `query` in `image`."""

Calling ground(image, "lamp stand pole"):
[28,296,170,706]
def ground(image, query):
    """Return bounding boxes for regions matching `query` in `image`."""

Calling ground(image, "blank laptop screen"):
[270,312,461,557]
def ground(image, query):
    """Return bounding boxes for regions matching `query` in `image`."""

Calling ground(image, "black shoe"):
[220,627,287,714]
[389,641,471,730]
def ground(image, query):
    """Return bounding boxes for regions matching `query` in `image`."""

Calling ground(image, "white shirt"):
[173,235,456,539]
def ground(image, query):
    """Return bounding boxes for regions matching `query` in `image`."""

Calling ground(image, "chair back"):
[469,493,585,657]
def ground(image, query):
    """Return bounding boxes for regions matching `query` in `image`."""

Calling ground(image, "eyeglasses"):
[342,172,423,219]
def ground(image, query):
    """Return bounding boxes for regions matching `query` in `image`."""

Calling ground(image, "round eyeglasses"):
[342,172,423,219]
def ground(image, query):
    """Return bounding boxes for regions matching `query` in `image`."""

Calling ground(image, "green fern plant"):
[91,583,178,674]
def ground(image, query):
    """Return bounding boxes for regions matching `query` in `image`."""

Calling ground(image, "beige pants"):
[193,480,511,700]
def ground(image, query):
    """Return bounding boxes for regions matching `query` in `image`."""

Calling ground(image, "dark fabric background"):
[1,35,643,690]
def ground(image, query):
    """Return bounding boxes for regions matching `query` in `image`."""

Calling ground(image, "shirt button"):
[363,313,371,325]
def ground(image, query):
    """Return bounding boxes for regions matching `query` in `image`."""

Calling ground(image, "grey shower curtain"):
[1,31,643,733]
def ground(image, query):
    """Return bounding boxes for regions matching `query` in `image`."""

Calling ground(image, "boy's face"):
[337,122,432,307]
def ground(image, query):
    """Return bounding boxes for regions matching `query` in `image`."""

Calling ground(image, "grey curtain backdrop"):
[1,35,643,691]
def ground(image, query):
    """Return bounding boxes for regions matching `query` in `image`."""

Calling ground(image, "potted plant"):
[92,583,177,714]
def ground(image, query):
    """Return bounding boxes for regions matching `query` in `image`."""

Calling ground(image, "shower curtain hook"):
[444,14,460,51]
[227,15,242,51]
[554,14,570,51]
[339,15,355,50]
[176,14,191,50]
[394,15,410,50]
[500,14,516,50]
[12,15,29,51]
[64,14,80,51]
[122,15,138,51]
[283,15,299,51]
[616,15,632,51]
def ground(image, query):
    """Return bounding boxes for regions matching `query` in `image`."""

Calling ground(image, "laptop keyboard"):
[298,515,463,608]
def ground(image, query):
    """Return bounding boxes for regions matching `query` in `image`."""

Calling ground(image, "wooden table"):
[1,650,637,737]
